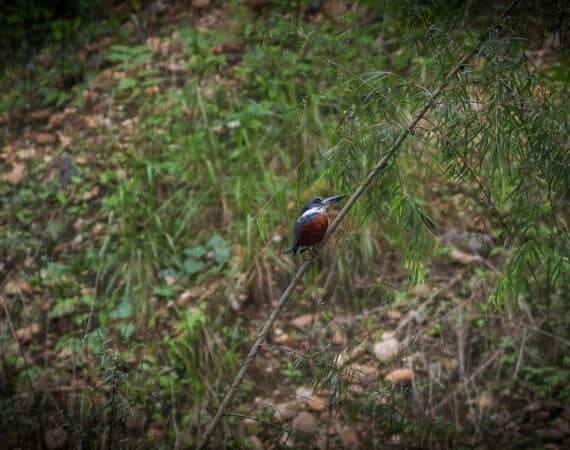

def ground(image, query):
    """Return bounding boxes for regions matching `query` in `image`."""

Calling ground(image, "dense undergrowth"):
[1,1,569,448]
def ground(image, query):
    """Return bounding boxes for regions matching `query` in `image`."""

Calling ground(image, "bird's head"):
[300,193,347,215]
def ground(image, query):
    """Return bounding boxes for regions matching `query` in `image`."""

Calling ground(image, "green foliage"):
[522,362,570,401]
[182,233,232,275]
[0,2,121,113]
[162,304,209,407]
[0,1,104,65]
[106,44,156,97]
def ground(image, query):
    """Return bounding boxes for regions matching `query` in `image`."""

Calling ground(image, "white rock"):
[273,402,298,421]
[373,337,399,363]
[292,412,317,434]
[295,386,313,400]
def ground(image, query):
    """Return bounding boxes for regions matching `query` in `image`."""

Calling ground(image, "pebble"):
[290,314,315,329]
[339,427,360,448]
[15,323,41,342]
[385,368,414,385]
[273,402,298,421]
[296,386,313,399]
[373,336,399,363]
[292,411,317,434]
[306,395,327,412]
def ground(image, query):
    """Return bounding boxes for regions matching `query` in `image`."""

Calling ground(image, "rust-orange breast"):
[299,214,328,246]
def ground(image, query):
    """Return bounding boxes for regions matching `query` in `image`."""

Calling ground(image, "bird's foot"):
[300,244,322,258]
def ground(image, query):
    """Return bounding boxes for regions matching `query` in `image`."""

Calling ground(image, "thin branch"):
[196,2,520,447]
[431,347,502,413]
[221,412,283,431]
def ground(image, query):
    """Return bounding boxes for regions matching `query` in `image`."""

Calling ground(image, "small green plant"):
[106,44,156,97]
[522,359,570,401]
[183,233,232,275]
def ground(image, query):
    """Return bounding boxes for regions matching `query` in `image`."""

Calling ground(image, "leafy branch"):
[196,1,521,447]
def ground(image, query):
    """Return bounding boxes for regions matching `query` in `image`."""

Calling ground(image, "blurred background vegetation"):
[0,0,569,448]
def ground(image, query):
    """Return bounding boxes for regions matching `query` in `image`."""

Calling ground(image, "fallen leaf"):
[192,0,211,9]
[81,287,96,296]
[146,37,162,53]
[164,61,187,73]
[92,223,106,236]
[57,133,72,147]
[16,323,40,342]
[71,234,83,248]
[525,48,556,69]
[144,86,160,95]
[57,348,73,360]
[36,133,57,145]
[47,112,68,129]
[1,162,27,185]
[81,185,101,201]
[335,341,368,368]
[241,417,257,427]
[477,391,494,410]
[387,310,402,321]
[15,147,37,160]
[121,118,136,134]
[29,108,53,120]
[2,144,15,155]
[348,363,379,383]
[5,278,32,295]
[410,283,429,296]
[84,115,103,128]
[210,41,242,54]
[176,286,207,306]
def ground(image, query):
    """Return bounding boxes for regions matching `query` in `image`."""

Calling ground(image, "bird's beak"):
[321,193,347,205]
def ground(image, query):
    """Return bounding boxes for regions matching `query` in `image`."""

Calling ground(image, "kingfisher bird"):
[283,194,347,255]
